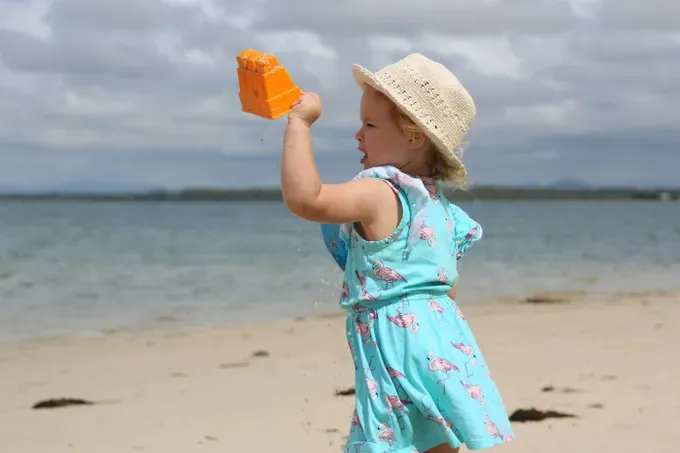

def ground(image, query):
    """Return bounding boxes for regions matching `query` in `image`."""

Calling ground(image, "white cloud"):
[0,0,51,41]
[367,33,524,79]
[504,99,579,129]
[256,31,340,88]
[420,33,524,79]
[565,0,602,19]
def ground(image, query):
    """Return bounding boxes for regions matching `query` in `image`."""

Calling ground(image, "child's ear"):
[407,131,427,150]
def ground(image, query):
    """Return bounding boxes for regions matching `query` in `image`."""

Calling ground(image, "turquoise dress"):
[321,166,515,452]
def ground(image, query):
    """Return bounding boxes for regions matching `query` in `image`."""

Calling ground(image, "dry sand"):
[0,292,677,453]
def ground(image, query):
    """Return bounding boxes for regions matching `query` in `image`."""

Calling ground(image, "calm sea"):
[0,200,678,342]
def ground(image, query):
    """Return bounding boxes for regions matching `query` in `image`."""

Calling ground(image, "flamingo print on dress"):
[420,397,454,431]
[341,282,350,301]
[385,393,413,430]
[385,364,407,396]
[418,224,436,246]
[437,267,448,284]
[461,382,484,404]
[365,376,379,401]
[355,270,380,301]
[460,363,485,405]
[393,171,419,189]
[484,415,501,439]
[345,442,372,453]
[387,309,419,333]
[351,409,363,433]
[484,415,515,442]
[483,415,514,443]
[354,317,376,345]
[347,337,357,370]
[451,340,477,365]
[391,171,431,258]
[349,229,359,248]
[352,303,378,346]
[466,226,479,240]
[385,393,408,412]
[427,351,460,394]
[372,260,407,289]
[352,304,378,320]
[363,357,381,400]
[352,298,379,323]
[454,304,466,320]
[429,298,445,322]
[456,225,480,259]
[375,422,395,446]
[386,365,405,379]
[484,364,494,381]
[421,177,440,202]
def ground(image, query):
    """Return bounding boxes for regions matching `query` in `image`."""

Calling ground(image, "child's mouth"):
[359,151,367,165]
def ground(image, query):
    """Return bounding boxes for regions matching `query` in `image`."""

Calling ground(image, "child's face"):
[355,87,413,171]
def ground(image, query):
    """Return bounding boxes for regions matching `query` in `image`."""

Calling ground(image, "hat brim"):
[351,63,464,173]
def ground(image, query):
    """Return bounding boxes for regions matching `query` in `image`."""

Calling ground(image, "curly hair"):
[391,107,468,187]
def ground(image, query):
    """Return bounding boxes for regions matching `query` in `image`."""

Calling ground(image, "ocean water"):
[1,200,679,342]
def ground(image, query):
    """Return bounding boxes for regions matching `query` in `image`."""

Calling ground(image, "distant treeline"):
[0,186,678,201]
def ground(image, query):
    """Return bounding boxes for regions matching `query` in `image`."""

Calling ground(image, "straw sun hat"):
[351,53,476,180]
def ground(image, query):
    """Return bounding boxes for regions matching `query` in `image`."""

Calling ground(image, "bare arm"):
[281,115,394,224]
[447,282,459,300]
[447,278,460,300]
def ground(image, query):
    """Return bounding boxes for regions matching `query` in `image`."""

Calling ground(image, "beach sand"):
[0,292,677,453]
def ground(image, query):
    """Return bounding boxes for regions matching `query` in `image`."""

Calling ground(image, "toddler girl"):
[280,53,514,452]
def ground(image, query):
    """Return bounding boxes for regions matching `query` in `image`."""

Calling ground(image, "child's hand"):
[289,92,322,127]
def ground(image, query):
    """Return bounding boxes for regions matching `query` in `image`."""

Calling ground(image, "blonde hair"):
[391,107,468,187]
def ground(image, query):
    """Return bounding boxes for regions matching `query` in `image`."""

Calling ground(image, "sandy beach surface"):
[1,292,677,453]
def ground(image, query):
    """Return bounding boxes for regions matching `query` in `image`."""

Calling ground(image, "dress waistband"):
[340,292,451,312]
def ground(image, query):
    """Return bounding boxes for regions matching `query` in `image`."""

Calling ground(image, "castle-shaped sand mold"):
[237,49,302,120]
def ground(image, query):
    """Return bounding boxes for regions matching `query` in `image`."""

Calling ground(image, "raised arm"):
[280,93,394,224]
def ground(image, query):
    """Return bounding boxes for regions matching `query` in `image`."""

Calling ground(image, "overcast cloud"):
[0,0,678,191]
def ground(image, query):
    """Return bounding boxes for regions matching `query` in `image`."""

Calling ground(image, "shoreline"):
[1,197,677,204]
[2,288,676,346]
[2,187,679,202]
[1,290,676,452]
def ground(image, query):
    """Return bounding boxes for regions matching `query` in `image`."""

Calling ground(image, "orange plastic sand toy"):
[237,49,302,120]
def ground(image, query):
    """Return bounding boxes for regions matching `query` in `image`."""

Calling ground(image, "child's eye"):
[366,123,375,128]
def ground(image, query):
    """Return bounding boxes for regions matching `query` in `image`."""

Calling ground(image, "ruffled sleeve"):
[447,203,483,259]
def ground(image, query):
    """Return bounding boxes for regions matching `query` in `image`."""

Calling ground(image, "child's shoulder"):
[351,165,434,207]
[347,166,407,196]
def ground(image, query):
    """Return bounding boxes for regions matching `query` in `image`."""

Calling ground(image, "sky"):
[0,0,678,192]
